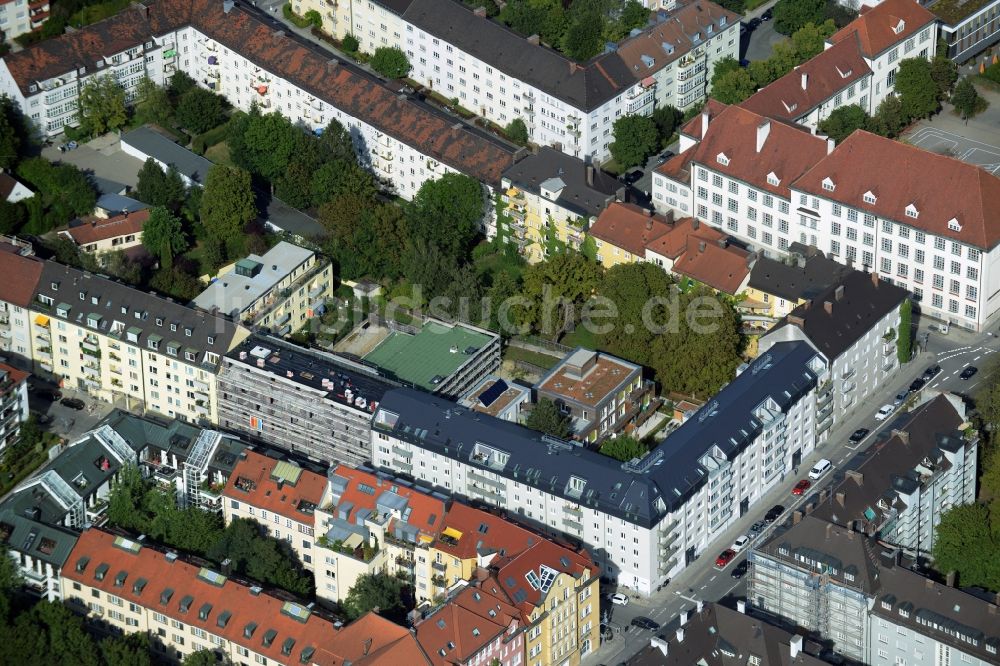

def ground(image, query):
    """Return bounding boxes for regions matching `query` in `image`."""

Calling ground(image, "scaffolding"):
[182,430,221,509]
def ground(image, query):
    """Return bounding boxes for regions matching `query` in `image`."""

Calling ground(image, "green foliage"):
[167,71,198,99]
[772,0,825,35]
[0,96,23,170]
[343,573,407,622]
[16,158,96,234]
[461,0,499,17]
[499,0,567,47]
[868,95,906,138]
[304,9,323,28]
[0,599,100,666]
[282,3,313,28]
[176,87,227,134]
[0,200,25,235]
[519,251,603,337]
[150,268,205,301]
[930,55,959,99]
[342,33,360,53]
[612,0,651,40]
[710,56,741,88]
[407,173,485,259]
[181,650,217,666]
[710,67,757,104]
[609,114,659,169]
[100,633,152,666]
[525,397,571,438]
[651,105,682,146]
[142,207,189,270]
[789,19,836,60]
[320,196,409,280]
[599,435,646,462]
[505,118,529,145]
[896,300,911,363]
[951,77,987,119]
[818,104,870,143]
[77,74,127,137]
[191,121,230,156]
[932,503,1000,591]
[562,6,604,61]
[134,77,172,126]
[201,165,257,257]
[135,159,186,212]
[894,58,940,122]
[984,62,1000,86]
[370,47,412,79]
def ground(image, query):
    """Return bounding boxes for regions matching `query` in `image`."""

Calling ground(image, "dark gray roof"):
[628,603,827,666]
[502,147,620,219]
[0,510,78,568]
[375,341,821,526]
[95,193,150,215]
[401,0,637,110]
[769,271,908,361]
[34,261,243,369]
[747,253,854,303]
[262,196,324,238]
[812,394,969,531]
[121,127,213,184]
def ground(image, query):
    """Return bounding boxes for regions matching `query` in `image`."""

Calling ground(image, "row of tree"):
[609,105,684,169]
[770,0,857,36]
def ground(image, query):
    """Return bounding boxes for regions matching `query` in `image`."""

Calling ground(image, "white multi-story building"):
[0,246,44,369]
[0,0,49,43]
[0,361,28,452]
[653,102,1000,331]
[370,340,825,595]
[0,0,519,201]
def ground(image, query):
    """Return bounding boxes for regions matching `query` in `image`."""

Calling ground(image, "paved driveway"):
[43,134,144,194]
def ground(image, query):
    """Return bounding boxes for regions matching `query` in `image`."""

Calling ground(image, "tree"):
[135,159,186,212]
[407,173,485,259]
[343,573,406,621]
[561,7,604,61]
[0,199,25,235]
[142,207,188,270]
[304,9,322,28]
[0,97,22,169]
[101,634,152,666]
[599,435,646,462]
[790,20,837,60]
[951,77,986,120]
[615,0,650,37]
[342,33,360,53]
[505,118,529,145]
[525,398,571,438]
[710,56,741,88]
[651,105,682,145]
[167,71,198,99]
[370,47,411,79]
[16,158,96,232]
[0,601,101,666]
[868,95,905,138]
[894,58,939,122]
[77,74,127,136]
[201,165,257,256]
[710,67,757,104]
[932,504,1000,591]
[896,300,911,363]
[175,87,226,134]
[519,251,603,337]
[609,115,659,169]
[930,55,959,99]
[134,76,172,126]
[772,0,824,35]
[180,650,216,666]
[818,104,870,143]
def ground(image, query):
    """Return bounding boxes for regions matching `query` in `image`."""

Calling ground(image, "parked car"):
[923,365,941,379]
[808,459,832,481]
[849,428,870,444]
[748,17,761,29]
[761,7,773,20]
[656,150,675,165]
[631,616,661,631]
[731,535,750,552]
[909,377,926,392]
[610,593,629,606]
[621,169,643,185]
[60,397,85,410]
[748,520,767,535]
[893,391,909,407]
[961,366,978,380]
[37,389,62,402]
[731,560,748,579]
[715,549,737,568]
[792,479,811,495]
[875,404,894,421]
[764,504,785,523]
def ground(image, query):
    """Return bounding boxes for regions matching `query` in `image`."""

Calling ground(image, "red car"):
[792,479,811,496]
[715,549,736,568]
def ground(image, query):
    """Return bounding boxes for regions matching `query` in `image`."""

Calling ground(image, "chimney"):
[925,578,935,589]
[825,522,834,539]
[691,218,699,229]
[586,165,594,187]
[696,600,704,613]
[646,219,653,230]
[835,491,846,507]
[827,137,836,154]
[675,627,685,643]
[650,636,669,656]
[946,571,957,587]
[792,509,803,524]
[846,470,864,485]
[679,609,689,626]
[893,429,910,445]
[527,34,540,45]
[835,285,845,301]
[871,271,880,287]
[473,5,486,17]
[801,72,808,90]
[222,0,235,13]
[737,599,746,614]
[790,634,803,659]
[644,208,653,217]
[569,62,580,74]
[788,314,805,327]
[756,119,771,153]
[823,300,833,315]
[701,110,710,139]
[698,240,706,252]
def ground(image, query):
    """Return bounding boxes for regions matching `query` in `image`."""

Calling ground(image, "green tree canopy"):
[134,76,172,126]
[16,158,96,233]
[818,104,870,143]
[868,95,906,138]
[181,650,218,666]
[499,0,567,46]
[167,71,198,99]
[343,573,406,622]
[525,397,571,438]
[142,206,188,270]
[342,33,360,53]
[0,96,23,169]
[561,6,604,61]
[609,115,659,169]
[710,56,741,88]
[505,118,529,145]
[407,173,485,260]
[951,77,986,120]
[894,58,939,122]
[896,299,912,363]
[930,54,959,99]
[0,199,25,235]
[101,634,152,666]
[519,251,603,337]
[932,503,1000,591]
[599,435,646,462]
[772,0,825,35]
[370,47,412,79]
[710,67,757,104]
[175,87,226,134]
[134,159,186,212]
[651,105,682,145]
[201,165,257,256]
[78,74,127,136]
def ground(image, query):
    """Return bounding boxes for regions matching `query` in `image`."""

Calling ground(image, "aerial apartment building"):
[0,0,519,201]
[653,100,1000,331]
[295,0,739,162]
[0,362,28,453]
[0,0,50,42]
[371,339,827,594]
[0,247,44,368]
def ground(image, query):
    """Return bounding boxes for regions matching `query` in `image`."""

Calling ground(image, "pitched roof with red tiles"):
[491,537,596,614]
[643,216,725,260]
[0,172,27,200]
[677,98,728,141]
[63,209,149,246]
[3,0,518,187]
[326,611,433,665]
[655,149,696,186]
[63,528,346,665]
[740,38,871,122]
[795,130,1000,249]
[829,0,937,58]
[588,202,671,257]
[415,585,520,666]
[671,237,751,295]
[222,451,327,525]
[0,250,44,307]
[0,361,29,390]
[329,465,445,539]
[432,502,539,561]
[680,104,830,199]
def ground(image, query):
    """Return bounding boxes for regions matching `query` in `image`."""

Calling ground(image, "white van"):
[808,458,832,480]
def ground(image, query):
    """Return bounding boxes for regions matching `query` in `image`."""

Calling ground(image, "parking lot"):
[906,126,1000,176]
[43,134,145,194]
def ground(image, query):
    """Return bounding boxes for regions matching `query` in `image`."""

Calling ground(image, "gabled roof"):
[328,465,446,541]
[588,202,672,257]
[501,147,619,219]
[671,236,750,295]
[644,217,724,259]
[677,98,728,141]
[325,611,432,665]
[0,172,29,201]
[0,250,44,307]
[121,127,213,184]
[62,209,149,246]
[794,130,1000,249]
[432,501,555,563]
[415,585,518,666]
[223,450,327,524]
[492,537,595,613]
[740,38,871,122]
[829,0,937,58]
[747,252,854,302]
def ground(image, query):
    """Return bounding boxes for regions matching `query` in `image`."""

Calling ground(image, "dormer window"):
[863,191,877,204]
[79,291,86,301]
[893,19,905,34]
[767,172,779,186]
[716,153,729,166]
[51,282,59,291]
[155,317,163,326]
[905,204,919,219]
[822,177,835,192]
[948,218,962,232]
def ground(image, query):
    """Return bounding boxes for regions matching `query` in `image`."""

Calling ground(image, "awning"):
[257,85,268,95]
[207,55,218,65]
[163,49,176,58]
[34,315,49,326]
[641,76,656,87]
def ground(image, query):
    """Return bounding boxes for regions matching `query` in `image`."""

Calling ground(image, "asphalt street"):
[585,318,1000,665]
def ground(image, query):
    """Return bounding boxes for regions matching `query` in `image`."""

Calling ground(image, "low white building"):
[371,340,825,595]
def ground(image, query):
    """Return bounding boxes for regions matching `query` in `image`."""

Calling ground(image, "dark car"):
[731,560,748,579]
[961,366,978,380]
[764,504,785,523]
[60,397,85,410]
[909,377,926,392]
[748,17,761,29]
[748,520,767,535]
[849,428,870,443]
[37,389,62,402]
[631,616,661,631]
[761,7,773,20]
[622,169,643,185]
[656,150,675,165]
[923,365,941,379]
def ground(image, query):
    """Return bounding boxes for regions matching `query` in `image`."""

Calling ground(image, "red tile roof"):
[794,130,1000,250]
[740,39,871,122]
[325,611,432,665]
[433,503,539,561]
[671,237,751,295]
[63,209,149,246]
[829,0,937,58]
[644,216,725,260]
[0,250,44,307]
[588,202,671,257]
[0,361,29,390]
[63,528,346,665]
[655,149,695,185]
[491,538,595,615]
[223,451,327,525]
[677,98,728,141]
[329,465,445,539]
[4,0,518,186]
[415,585,520,666]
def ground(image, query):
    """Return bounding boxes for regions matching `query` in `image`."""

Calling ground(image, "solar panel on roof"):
[478,379,509,407]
